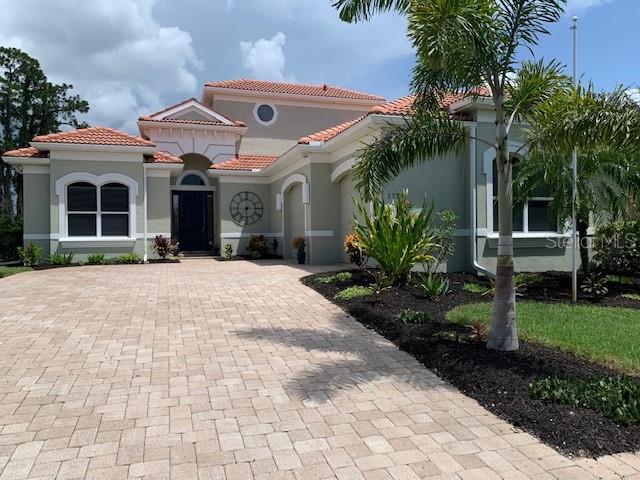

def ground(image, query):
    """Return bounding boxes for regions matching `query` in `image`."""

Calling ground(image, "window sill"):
[58,237,137,248]
[484,232,570,239]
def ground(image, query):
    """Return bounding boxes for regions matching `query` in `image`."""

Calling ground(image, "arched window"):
[66,181,130,237]
[180,174,205,186]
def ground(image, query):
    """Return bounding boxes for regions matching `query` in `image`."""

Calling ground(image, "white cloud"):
[240,32,292,82]
[0,0,200,132]
[626,88,640,104]
[567,0,616,12]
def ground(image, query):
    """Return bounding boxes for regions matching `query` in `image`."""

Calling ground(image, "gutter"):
[468,126,495,279]
[143,164,149,262]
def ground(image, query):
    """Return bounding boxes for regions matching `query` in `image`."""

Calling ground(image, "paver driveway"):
[1,260,639,480]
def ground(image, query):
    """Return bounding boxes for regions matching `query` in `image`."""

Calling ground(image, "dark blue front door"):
[177,191,208,251]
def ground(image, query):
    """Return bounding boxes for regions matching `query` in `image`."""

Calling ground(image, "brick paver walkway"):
[0,260,639,479]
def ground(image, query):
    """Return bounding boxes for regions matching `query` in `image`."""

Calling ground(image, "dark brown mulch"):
[302,270,640,458]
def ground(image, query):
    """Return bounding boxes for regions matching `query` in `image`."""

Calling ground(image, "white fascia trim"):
[221,232,284,239]
[137,119,247,135]
[449,96,495,113]
[145,163,183,172]
[3,156,50,167]
[203,86,384,109]
[30,142,156,155]
[152,99,234,125]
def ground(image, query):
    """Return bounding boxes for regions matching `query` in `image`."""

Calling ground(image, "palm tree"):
[518,86,640,273]
[334,0,568,351]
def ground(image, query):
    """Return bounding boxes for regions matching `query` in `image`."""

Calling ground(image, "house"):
[3,79,573,272]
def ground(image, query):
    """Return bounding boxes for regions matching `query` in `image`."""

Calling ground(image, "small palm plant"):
[353,190,435,287]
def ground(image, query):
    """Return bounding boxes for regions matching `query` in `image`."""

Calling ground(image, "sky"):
[0,0,636,132]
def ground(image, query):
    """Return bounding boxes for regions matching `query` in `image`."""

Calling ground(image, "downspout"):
[468,125,495,279]
[143,164,148,263]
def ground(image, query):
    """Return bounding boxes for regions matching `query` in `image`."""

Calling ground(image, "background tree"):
[0,47,89,222]
[334,0,568,351]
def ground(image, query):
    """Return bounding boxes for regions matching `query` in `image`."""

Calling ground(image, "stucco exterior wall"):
[218,181,273,256]
[22,171,51,257]
[213,100,366,156]
[284,183,305,258]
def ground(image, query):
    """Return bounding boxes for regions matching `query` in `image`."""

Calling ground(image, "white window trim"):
[55,172,138,242]
[177,169,210,186]
[483,143,561,238]
[253,103,278,127]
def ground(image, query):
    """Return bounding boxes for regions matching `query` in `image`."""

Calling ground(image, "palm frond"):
[353,111,466,200]
[332,0,410,22]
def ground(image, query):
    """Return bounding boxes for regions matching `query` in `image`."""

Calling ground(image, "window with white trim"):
[66,181,130,237]
[491,159,555,233]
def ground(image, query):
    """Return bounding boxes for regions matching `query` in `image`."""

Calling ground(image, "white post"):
[571,16,579,302]
[143,164,149,263]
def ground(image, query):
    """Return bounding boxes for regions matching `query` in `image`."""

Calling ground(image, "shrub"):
[353,191,436,286]
[116,253,142,264]
[515,272,543,288]
[247,234,269,258]
[292,237,306,250]
[223,244,233,260]
[606,275,634,285]
[463,282,491,295]
[0,216,22,261]
[469,321,486,343]
[531,376,640,425]
[344,233,367,269]
[50,252,74,266]
[152,235,178,260]
[427,209,458,274]
[420,273,449,299]
[398,309,430,325]
[17,241,43,267]
[315,272,353,284]
[622,293,640,301]
[334,285,373,301]
[581,272,609,302]
[593,221,640,275]
[87,253,105,265]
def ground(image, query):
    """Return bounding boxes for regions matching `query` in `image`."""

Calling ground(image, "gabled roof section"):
[3,146,48,158]
[146,151,183,164]
[139,98,243,127]
[298,116,366,145]
[297,89,492,145]
[32,127,155,147]
[205,79,385,102]
[211,154,278,172]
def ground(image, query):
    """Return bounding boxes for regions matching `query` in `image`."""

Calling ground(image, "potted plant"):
[292,237,306,264]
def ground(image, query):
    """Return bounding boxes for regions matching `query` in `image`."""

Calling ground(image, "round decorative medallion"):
[230,191,264,225]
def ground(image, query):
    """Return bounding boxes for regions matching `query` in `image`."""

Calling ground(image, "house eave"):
[30,142,156,155]
[137,119,248,135]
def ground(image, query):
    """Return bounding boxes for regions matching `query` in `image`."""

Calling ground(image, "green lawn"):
[447,302,640,374]
[0,266,32,278]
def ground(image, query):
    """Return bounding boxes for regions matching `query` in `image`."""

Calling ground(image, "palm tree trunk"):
[487,94,519,351]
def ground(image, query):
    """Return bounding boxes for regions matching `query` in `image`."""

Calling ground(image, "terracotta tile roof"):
[298,116,366,145]
[146,151,183,164]
[211,154,278,172]
[139,98,245,127]
[2,146,48,158]
[298,88,492,145]
[32,127,155,147]
[206,79,385,101]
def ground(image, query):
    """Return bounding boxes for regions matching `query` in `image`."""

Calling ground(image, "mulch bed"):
[213,254,284,262]
[302,270,640,458]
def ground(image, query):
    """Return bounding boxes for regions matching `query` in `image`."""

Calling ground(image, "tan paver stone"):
[0,261,638,479]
